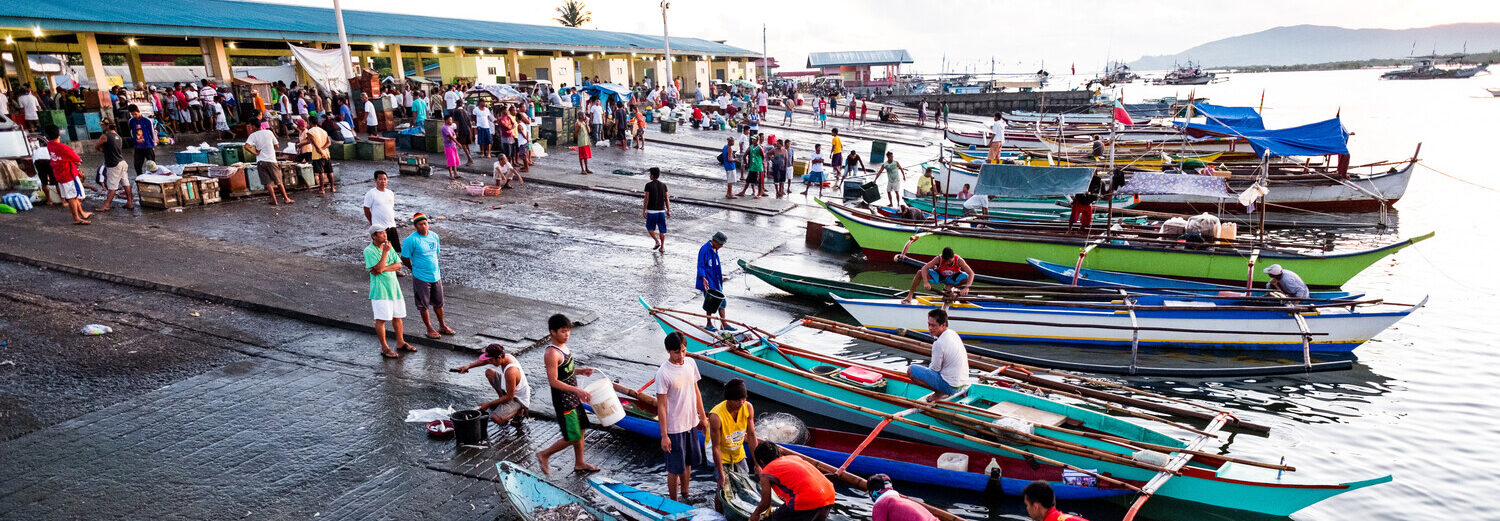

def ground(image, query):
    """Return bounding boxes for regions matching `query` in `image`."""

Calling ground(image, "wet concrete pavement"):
[0,121,938,519]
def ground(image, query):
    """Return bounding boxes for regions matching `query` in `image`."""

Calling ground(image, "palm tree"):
[554,0,592,28]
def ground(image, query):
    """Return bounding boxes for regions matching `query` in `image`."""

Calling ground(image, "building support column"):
[125,44,147,89]
[13,43,35,91]
[200,37,233,83]
[76,32,111,107]
[389,44,405,79]
[508,50,521,83]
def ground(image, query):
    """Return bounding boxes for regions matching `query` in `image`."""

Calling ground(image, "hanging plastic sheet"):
[974,164,1095,197]
[288,44,349,95]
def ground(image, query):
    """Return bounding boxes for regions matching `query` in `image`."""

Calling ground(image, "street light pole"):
[762,23,768,82]
[660,1,671,89]
[333,0,353,92]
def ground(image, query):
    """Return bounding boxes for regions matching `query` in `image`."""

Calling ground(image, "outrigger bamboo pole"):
[799,317,1272,433]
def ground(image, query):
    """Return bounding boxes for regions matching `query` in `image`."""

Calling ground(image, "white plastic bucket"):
[584,377,625,427]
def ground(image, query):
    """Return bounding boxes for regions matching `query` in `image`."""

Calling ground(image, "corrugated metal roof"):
[0,0,757,57]
[806,50,913,68]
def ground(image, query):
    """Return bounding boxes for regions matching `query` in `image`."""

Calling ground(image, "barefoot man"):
[906,309,968,403]
[536,313,600,474]
[365,225,413,358]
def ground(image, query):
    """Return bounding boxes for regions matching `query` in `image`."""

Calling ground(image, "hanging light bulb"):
[32,26,43,38]
[127,37,137,46]
[228,41,237,49]
[4,35,13,45]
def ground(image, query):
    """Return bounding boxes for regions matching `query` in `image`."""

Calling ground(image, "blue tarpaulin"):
[1116,172,1234,198]
[582,83,632,104]
[1191,103,1263,130]
[975,164,1095,197]
[1174,117,1350,157]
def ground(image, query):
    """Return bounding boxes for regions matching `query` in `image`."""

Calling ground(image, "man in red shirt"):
[1024,481,1090,521]
[46,126,92,225]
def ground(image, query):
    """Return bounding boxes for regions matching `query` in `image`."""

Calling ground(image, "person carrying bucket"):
[535,314,600,474]
[697,232,734,332]
[655,331,707,501]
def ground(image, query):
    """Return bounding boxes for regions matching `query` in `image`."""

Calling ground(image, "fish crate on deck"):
[176,177,203,205]
[190,177,223,204]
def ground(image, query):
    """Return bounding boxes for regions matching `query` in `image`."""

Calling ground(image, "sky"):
[259,0,1500,74]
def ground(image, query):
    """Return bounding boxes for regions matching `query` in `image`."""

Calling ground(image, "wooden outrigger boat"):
[496,461,623,521]
[588,477,697,521]
[643,302,1393,517]
[1025,258,1359,300]
[821,199,1434,287]
[831,292,1423,352]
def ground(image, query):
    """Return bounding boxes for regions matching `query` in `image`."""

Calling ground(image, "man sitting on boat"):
[1263,264,1310,299]
[906,309,970,403]
[903,247,976,304]
[915,167,939,197]
[1024,481,1090,521]
[750,442,837,521]
[866,474,937,521]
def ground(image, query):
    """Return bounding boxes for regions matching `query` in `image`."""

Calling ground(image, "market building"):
[0,0,759,107]
[806,49,913,88]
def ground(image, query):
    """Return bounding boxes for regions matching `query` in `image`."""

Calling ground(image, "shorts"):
[819,113,826,122]
[748,170,763,183]
[804,171,824,184]
[767,505,833,521]
[664,430,706,475]
[103,161,129,190]
[577,145,592,160]
[412,279,445,310]
[444,146,460,167]
[831,153,843,168]
[646,211,667,233]
[634,128,645,140]
[724,168,738,184]
[784,110,793,119]
[371,299,408,321]
[758,105,767,115]
[257,161,282,186]
[928,271,970,287]
[311,158,332,175]
[59,178,85,200]
[555,404,589,442]
[910,365,960,396]
[476,128,492,146]
[770,166,787,184]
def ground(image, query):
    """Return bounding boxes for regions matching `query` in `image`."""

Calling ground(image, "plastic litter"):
[81,324,113,335]
[404,406,457,423]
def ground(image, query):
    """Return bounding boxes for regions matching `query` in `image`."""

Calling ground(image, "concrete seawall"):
[880,90,1097,116]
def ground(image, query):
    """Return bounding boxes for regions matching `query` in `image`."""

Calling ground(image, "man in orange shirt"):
[1024,481,1090,521]
[749,442,835,521]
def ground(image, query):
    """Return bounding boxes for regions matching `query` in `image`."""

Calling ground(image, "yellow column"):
[200,37,232,83]
[14,43,36,90]
[389,45,405,79]
[508,50,521,83]
[125,45,147,89]
[76,32,111,107]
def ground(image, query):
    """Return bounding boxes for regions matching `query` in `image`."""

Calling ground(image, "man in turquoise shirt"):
[401,212,456,339]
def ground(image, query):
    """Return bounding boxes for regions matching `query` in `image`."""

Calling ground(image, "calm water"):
[737,68,1500,520]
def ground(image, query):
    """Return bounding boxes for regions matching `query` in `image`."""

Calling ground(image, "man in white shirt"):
[362,93,378,138]
[443,87,461,116]
[473,101,495,158]
[0,89,9,118]
[17,88,41,131]
[588,100,604,144]
[907,309,969,402]
[987,112,1007,164]
[245,118,293,205]
[363,170,401,257]
[547,90,564,106]
[654,331,706,501]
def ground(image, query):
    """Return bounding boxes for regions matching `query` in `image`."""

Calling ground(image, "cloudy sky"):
[262,0,1500,74]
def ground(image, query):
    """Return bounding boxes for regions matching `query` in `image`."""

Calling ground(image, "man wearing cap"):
[401,212,455,339]
[366,225,413,358]
[139,160,174,177]
[867,474,938,521]
[697,232,733,332]
[1263,264,1309,299]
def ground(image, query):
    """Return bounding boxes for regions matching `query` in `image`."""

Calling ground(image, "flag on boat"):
[1113,98,1135,125]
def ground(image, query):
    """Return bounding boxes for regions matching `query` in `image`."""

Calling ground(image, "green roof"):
[0,0,757,57]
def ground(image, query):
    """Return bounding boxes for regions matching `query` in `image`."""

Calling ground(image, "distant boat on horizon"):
[1381,57,1490,80]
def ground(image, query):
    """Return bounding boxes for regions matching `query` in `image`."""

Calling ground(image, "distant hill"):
[1130,23,1500,69]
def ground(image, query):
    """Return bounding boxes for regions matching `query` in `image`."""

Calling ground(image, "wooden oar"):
[799,317,1271,433]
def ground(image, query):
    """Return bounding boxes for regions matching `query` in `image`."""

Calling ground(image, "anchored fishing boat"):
[588,477,697,521]
[822,199,1433,287]
[831,292,1423,352]
[1025,258,1359,300]
[642,302,1392,517]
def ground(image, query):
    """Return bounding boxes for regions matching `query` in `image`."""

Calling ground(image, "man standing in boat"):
[907,309,969,403]
[1263,264,1310,299]
[903,247,976,304]
[987,112,1007,164]
[1023,481,1091,521]
[708,378,759,497]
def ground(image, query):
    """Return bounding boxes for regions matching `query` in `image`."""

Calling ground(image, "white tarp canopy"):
[288,44,349,94]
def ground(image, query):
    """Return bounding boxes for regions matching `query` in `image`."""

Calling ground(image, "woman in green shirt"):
[365,226,413,358]
[737,135,767,199]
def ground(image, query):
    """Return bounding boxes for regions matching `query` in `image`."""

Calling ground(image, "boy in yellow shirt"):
[708,378,759,492]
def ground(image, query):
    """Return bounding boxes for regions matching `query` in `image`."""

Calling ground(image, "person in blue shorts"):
[644,167,671,252]
[722,137,739,199]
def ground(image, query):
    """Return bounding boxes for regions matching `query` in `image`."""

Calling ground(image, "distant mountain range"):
[1130,23,1500,69]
